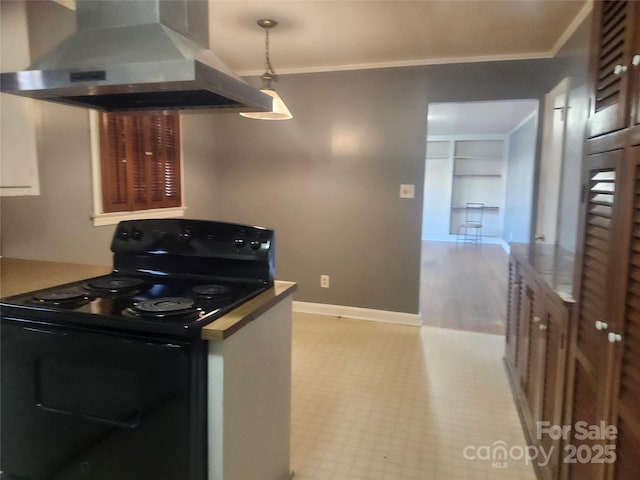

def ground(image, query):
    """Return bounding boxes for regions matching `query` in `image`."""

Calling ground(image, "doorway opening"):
[420,99,539,334]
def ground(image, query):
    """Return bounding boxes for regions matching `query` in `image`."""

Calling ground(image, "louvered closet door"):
[589,0,634,137]
[569,150,623,480]
[609,145,640,480]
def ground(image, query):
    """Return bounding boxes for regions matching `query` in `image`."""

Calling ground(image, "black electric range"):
[0,219,274,480]
[0,218,274,337]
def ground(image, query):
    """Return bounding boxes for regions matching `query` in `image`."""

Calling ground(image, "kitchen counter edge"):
[509,242,575,304]
[201,281,297,341]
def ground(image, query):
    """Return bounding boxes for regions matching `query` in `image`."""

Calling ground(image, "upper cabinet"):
[0,1,40,197]
[588,0,640,138]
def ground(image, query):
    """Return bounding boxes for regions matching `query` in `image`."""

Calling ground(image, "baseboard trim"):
[293,301,422,327]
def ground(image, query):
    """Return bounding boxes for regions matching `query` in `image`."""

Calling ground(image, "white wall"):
[503,114,539,243]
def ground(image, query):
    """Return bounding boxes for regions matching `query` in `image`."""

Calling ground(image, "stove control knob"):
[131,228,143,241]
[117,228,129,240]
[234,238,246,249]
[178,230,192,242]
[250,240,261,250]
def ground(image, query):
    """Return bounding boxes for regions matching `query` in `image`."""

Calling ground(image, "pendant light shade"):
[240,79,292,120]
[240,19,292,120]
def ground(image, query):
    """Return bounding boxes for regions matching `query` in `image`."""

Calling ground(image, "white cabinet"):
[0,1,40,197]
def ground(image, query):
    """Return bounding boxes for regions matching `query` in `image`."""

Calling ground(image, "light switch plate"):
[399,184,415,199]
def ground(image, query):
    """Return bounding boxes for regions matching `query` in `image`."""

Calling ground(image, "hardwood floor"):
[419,240,509,335]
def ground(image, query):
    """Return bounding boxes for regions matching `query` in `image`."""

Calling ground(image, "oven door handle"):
[36,403,142,430]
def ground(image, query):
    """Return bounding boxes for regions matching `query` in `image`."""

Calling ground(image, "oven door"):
[0,319,207,480]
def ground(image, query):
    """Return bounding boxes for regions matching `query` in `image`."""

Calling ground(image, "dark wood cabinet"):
[506,3,638,480]
[606,144,640,480]
[505,245,573,480]
[566,142,640,480]
[588,1,640,138]
[562,2,640,479]
[565,149,623,480]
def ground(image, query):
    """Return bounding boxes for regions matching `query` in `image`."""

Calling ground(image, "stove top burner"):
[136,297,195,313]
[123,297,203,321]
[32,288,90,306]
[192,284,232,299]
[86,276,145,295]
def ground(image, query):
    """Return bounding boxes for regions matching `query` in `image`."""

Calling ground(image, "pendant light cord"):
[264,27,278,81]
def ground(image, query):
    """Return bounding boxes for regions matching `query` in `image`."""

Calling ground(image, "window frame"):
[89,110,187,227]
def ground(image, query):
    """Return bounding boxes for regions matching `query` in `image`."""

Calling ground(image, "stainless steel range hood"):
[0,0,272,113]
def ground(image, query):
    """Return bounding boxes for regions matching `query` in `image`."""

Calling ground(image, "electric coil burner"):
[192,284,232,299]
[85,276,145,295]
[0,219,275,480]
[125,297,200,321]
[32,288,92,307]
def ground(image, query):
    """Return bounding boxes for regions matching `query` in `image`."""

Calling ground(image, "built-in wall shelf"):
[422,136,506,239]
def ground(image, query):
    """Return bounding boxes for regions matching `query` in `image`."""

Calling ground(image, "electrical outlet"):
[399,184,415,198]
[320,275,330,288]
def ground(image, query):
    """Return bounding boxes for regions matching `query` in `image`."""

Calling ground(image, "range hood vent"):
[0,0,272,113]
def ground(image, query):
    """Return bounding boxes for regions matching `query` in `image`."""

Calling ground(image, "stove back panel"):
[111,219,274,284]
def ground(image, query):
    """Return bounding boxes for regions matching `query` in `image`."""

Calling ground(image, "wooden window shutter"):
[99,112,181,213]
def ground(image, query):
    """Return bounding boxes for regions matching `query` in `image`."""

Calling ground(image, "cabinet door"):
[0,1,40,197]
[524,283,547,435]
[568,150,624,480]
[607,145,640,480]
[630,3,640,130]
[589,1,636,137]
[538,295,570,480]
[505,255,521,375]
[517,271,538,397]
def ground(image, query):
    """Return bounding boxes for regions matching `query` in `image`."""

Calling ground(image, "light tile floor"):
[290,313,537,480]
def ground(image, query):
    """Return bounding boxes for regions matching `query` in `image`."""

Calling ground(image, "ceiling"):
[204,2,573,135]
[53,0,591,75]
[51,0,588,131]
[207,0,591,76]
[427,100,539,136]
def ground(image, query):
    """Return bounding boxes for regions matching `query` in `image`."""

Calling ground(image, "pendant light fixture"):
[240,19,293,120]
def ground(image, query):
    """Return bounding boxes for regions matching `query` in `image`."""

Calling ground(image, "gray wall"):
[0,0,591,314]
[503,115,538,243]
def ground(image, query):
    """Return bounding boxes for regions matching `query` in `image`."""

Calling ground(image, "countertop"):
[201,281,296,341]
[510,243,575,303]
[0,257,296,341]
[0,258,111,297]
